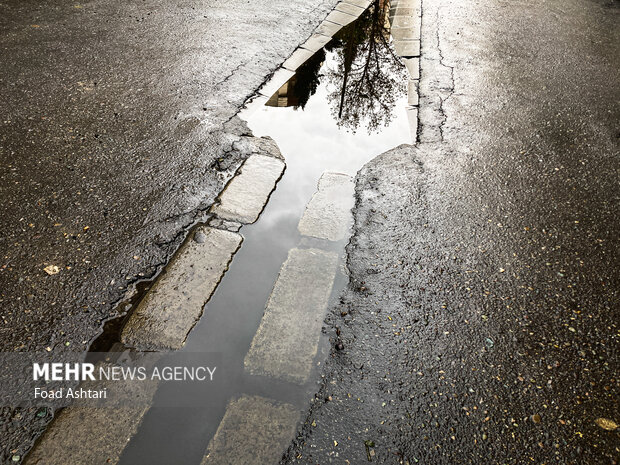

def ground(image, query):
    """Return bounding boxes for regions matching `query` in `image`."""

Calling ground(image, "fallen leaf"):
[43,265,60,275]
[595,418,618,431]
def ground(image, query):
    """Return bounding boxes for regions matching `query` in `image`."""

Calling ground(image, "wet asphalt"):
[0,0,339,461]
[283,0,619,464]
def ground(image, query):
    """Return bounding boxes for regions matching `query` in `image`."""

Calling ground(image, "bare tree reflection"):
[266,0,405,132]
[326,0,406,133]
[292,49,325,110]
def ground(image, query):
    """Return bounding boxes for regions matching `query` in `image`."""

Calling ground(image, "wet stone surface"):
[211,155,286,224]
[201,395,299,465]
[24,360,159,465]
[298,172,355,242]
[120,226,242,350]
[244,248,339,384]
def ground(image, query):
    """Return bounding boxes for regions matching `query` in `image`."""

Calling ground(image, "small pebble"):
[194,231,207,244]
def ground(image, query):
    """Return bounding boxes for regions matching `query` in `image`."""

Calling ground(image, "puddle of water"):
[118,2,411,463]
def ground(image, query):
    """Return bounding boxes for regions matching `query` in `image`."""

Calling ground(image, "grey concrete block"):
[283,48,316,71]
[393,39,420,57]
[342,0,371,8]
[393,0,421,12]
[211,154,285,224]
[202,395,299,465]
[298,172,355,241]
[391,14,416,29]
[301,33,332,52]
[244,248,339,384]
[325,10,358,26]
[406,106,418,143]
[392,7,421,18]
[336,2,366,16]
[258,68,295,98]
[403,57,420,79]
[391,26,419,41]
[315,20,343,37]
[24,363,158,465]
[121,227,242,350]
[408,79,419,106]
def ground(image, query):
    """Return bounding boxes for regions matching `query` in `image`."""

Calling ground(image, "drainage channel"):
[24,0,420,463]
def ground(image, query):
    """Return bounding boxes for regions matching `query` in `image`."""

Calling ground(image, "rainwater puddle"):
[118,2,411,463]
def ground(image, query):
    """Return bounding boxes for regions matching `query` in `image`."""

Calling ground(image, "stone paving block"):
[403,57,420,79]
[315,20,343,37]
[258,68,295,98]
[394,39,420,57]
[301,33,332,52]
[406,106,418,143]
[392,7,421,18]
[244,248,339,384]
[342,0,371,8]
[282,48,315,71]
[391,14,417,28]
[121,227,242,350]
[211,154,285,224]
[325,9,357,26]
[201,395,299,465]
[336,2,365,16]
[393,0,421,12]
[24,364,158,465]
[408,79,419,106]
[298,172,355,241]
[391,26,419,41]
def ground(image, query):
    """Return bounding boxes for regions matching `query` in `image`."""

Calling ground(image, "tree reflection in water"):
[267,0,406,133]
[326,0,406,133]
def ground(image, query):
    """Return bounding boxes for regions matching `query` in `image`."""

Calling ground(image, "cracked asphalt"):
[284,0,619,464]
[0,0,338,460]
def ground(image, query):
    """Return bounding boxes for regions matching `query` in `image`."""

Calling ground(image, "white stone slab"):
[403,57,420,79]
[282,48,315,71]
[392,6,422,18]
[325,10,357,26]
[24,363,158,465]
[258,68,295,98]
[121,227,242,350]
[298,172,355,241]
[211,154,285,224]
[343,0,371,8]
[407,106,418,143]
[391,26,419,41]
[315,20,343,37]
[244,248,339,384]
[394,39,420,57]
[301,33,332,52]
[393,0,421,12]
[391,14,417,29]
[408,79,419,106]
[336,2,365,16]
[202,395,299,465]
